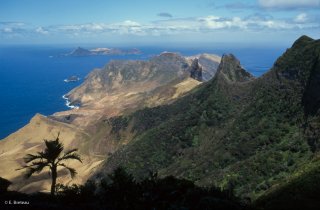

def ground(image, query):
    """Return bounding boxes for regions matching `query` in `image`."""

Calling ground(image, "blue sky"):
[0,0,319,46]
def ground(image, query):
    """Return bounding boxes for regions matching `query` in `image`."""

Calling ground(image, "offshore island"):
[65,47,142,56]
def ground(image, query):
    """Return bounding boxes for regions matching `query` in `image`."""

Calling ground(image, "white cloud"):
[35,27,49,35]
[58,23,106,32]
[0,22,29,36]
[1,15,319,40]
[198,16,249,30]
[258,20,293,29]
[259,0,320,9]
[197,15,306,31]
[86,23,104,31]
[294,13,308,23]
[3,27,13,33]
[51,16,319,36]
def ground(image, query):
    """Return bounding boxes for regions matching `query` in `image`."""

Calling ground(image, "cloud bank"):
[1,13,319,43]
[259,0,320,9]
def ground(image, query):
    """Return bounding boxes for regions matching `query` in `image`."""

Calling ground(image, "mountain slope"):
[0,52,220,193]
[98,36,320,200]
[65,52,219,106]
[0,114,102,193]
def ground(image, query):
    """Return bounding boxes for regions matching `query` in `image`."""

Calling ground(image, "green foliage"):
[108,115,130,134]
[100,36,320,203]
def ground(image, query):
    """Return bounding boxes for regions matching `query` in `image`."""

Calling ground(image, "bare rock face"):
[198,54,221,81]
[190,58,203,81]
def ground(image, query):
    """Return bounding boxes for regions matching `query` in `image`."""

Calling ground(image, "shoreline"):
[62,95,79,110]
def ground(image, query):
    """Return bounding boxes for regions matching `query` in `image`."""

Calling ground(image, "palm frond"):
[24,167,38,179]
[43,137,64,162]
[58,149,82,163]
[21,161,50,179]
[63,149,78,156]
[18,133,82,183]
[23,154,43,163]
[58,163,77,179]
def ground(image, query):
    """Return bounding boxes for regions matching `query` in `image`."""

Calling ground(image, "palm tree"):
[17,133,82,195]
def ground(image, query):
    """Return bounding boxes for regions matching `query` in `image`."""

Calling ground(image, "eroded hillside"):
[0,52,220,193]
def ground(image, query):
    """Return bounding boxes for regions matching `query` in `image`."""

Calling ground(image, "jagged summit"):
[187,54,221,81]
[189,58,203,81]
[216,54,254,82]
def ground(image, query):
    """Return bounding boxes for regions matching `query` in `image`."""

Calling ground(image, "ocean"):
[0,45,285,139]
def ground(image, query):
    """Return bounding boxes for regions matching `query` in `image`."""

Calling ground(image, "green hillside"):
[96,36,320,202]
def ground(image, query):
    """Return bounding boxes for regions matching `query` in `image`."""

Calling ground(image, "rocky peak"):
[216,54,254,82]
[189,58,203,81]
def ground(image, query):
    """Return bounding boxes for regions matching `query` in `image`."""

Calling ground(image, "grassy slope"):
[98,36,320,201]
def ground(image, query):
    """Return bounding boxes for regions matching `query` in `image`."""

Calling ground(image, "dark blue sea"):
[0,45,285,139]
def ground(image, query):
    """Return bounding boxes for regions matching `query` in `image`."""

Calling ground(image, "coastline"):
[62,95,79,110]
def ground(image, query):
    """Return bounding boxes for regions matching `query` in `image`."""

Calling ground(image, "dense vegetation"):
[98,36,320,205]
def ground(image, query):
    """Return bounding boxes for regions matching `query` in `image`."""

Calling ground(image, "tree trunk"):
[51,166,57,196]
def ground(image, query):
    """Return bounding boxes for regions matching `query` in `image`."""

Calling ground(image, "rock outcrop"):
[216,54,254,82]
[190,58,203,81]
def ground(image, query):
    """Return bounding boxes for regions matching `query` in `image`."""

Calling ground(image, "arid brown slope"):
[0,53,220,193]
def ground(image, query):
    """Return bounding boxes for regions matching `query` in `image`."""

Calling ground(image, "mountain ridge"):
[95,35,320,200]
